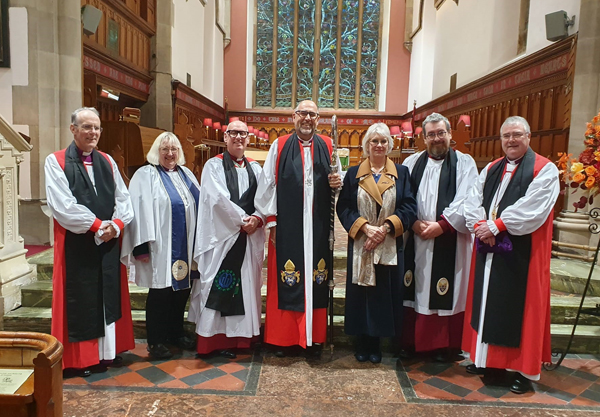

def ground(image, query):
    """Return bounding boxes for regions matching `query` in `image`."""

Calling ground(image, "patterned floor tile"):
[64,342,259,393]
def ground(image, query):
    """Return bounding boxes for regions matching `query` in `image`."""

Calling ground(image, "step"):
[5,307,599,354]
[26,248,349,281]
[22,281,600,326]
[550,258,600,296]
[2,307,350,344]
[20,281,348,316]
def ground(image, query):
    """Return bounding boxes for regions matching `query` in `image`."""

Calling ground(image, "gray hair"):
[146,132,186,166]
[501,116,531,135]
[71,107,100,124]
[362,123,393,157]
[422,112,451,133]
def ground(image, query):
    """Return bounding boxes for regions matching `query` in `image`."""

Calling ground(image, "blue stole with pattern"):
[156,165,200,290]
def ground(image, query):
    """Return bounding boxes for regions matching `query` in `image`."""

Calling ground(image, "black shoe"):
[397,348,415,360]
[466,364,486,375]
[172,335,196,351]
[355,352,368,362]
[99,355,124,368]
[369,353,382,364]
[63,368,91,379]
[147,343,174,359]
[510,374,533,394]
[87,363,109,374]
[274,350,286,358]
[305,344,322,359]
[220,350,237,359]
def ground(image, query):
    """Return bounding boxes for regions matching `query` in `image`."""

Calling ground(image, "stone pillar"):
[0,116,36,318]
[568,0,600,159]
[556,0,600,252]
[11,0,82,245]
[141,0,173,131]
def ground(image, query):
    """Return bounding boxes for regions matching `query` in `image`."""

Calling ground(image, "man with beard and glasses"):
[401,112,477,362]
[188,120,265,358]
[255,100,342,358]
[462,116,559,394]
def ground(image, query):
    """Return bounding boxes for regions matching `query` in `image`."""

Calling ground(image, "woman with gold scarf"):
[337,123,417,363]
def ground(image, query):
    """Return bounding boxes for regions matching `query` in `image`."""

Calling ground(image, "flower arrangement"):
[556,110,600,211]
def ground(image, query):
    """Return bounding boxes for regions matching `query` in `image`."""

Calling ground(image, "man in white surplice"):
[401,112,477,361]
[188,120,265,358]
[462,116,559,394]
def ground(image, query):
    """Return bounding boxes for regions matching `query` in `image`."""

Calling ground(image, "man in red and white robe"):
[255,100,341,357]
[45,107,134,377]
[462,116,559,394]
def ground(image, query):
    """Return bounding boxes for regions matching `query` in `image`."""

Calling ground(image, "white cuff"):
[487,220,499,236]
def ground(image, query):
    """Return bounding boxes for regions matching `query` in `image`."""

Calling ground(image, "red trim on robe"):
[462,154,553,376]
[494,218,507,232]
[90,218,102,233]
[112,218,124,231]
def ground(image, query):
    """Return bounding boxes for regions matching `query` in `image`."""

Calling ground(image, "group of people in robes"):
[46,104,558,395]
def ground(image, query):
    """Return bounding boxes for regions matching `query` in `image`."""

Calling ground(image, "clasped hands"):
[412,220,443,240]
[474,221,496,246]
[242,216,260,235]
[361,223,388,251]
[99,222,117,242]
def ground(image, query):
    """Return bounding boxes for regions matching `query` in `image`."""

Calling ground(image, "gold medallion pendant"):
[404,270,413,287]
[436,277,449,296]
[172,260,189,281]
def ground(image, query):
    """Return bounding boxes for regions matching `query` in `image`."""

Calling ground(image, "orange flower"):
[586,166,597,176]
[594,115,600,124]
[586,176,596,189]
[573,172,586,183]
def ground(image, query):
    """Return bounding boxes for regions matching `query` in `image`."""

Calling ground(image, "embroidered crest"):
[214,269,239,293]
[281,259,300,287]
[404,270,413,287]
[172,260,188,281]
[436,277,449,296]
[313,258,328,285]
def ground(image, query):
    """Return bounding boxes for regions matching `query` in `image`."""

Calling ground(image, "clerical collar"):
[76,147,93,163]
[298,136,313,147]
[161,165,177,172]
[506,155,524,165]
[229,153,245,163]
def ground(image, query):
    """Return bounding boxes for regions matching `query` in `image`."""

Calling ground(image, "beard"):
[428,142,449,159]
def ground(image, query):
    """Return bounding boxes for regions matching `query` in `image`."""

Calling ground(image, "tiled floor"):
[399,353,600,408]
[62,342,600,416]
[64,342,259,395]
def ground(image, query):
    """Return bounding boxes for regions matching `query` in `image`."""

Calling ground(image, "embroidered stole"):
[276,134,331,312]
[404,149,457,310]
[156,165,200,291]
[205,152,257,316]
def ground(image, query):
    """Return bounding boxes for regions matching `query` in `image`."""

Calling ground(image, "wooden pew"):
[0,332,63,417]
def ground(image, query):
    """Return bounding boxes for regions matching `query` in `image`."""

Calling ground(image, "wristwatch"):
[382,222,391,234]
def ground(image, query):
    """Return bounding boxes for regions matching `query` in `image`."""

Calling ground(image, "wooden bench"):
[0,332,63,417]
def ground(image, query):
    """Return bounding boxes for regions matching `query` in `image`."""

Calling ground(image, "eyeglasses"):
[295,110,319,119]
[369,139,388,146]
[75,124,103,133]
[160,147,179,153]
[425,130,448,139]
[501,132,527,140]
[226,130,249,138]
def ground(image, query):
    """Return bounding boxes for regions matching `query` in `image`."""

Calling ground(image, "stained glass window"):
[254,0,382,110]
